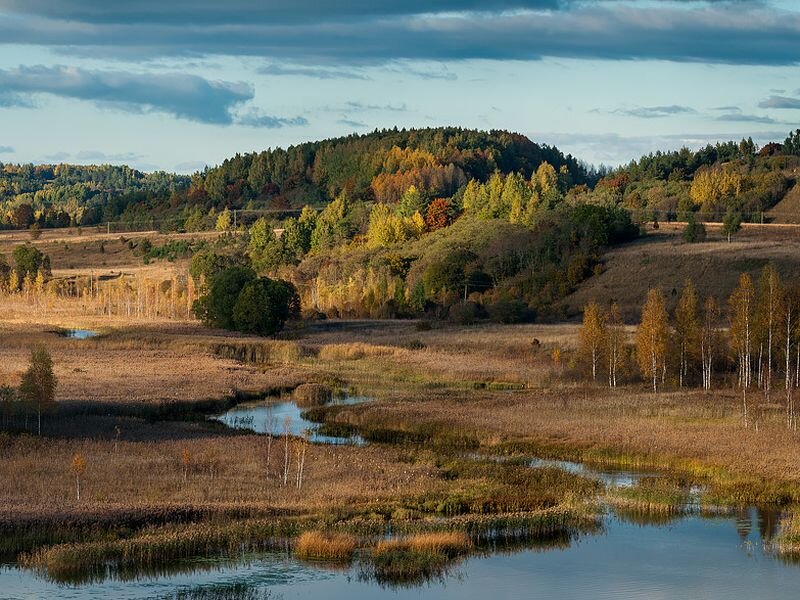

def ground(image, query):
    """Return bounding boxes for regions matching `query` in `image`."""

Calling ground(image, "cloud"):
[174,160,209,173]
[0,145,14,153]
[609,105,696,119]
[0,65,254,124]
[758,95,800,109]
[259,64,369,80]
[1,3,799,66]
[344,101,407,112]
[539,130,787,167]
[234,109,308,128]
[75,150,143,161]
[337,118,368,128]
[714,112,780,124]
[0,91,36,108]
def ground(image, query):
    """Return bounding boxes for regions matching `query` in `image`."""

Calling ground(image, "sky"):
[0,0,799,173]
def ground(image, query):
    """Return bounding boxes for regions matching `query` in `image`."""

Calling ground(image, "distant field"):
[566,222,800,322]
[0,228,222,278]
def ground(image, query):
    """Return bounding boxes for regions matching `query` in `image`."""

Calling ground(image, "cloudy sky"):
[0,0,799,172]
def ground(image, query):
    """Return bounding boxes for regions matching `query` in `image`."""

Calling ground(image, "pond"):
[59,329,99,340]
[213,395,369,445]
[3,459,799,599]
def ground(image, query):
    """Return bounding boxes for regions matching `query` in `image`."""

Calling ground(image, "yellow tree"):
[730,273,755,427]
[755,264,781,401]
[579,300,606,382]
[700,295,720,391]
[606,302,625,388]
[636,289,669,393]
[674,280,700,388]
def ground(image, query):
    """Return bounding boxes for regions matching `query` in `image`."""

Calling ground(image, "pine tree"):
[636,289,669,393]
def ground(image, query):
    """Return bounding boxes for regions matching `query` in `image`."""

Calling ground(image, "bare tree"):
[700,296,720,391]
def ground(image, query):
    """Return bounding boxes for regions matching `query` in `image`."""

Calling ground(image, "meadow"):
[4,224,800,582]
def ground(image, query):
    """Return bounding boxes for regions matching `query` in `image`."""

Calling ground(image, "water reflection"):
[60,329,99,339]
[214,396,369,445]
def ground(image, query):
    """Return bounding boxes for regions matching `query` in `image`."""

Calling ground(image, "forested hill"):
[0,163,188,228]
[581,130,800,223]
[192,127,591,209]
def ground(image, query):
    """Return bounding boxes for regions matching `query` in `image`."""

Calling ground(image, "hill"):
[565,222,800,321]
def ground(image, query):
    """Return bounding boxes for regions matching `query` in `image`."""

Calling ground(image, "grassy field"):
[4,222,800,577]
[566,222,800,321]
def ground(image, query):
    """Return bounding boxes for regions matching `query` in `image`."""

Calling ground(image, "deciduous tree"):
[636,289,669,393]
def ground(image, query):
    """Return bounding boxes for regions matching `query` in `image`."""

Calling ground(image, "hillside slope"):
[767,182,800,223]
[565,223,800,321]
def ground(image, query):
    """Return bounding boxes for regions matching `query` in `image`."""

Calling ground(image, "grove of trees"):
[579,264,800,430]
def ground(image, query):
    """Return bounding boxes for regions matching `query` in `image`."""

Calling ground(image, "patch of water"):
[3,505,799,599]
[60,329,99,340]
[214,396,369,445]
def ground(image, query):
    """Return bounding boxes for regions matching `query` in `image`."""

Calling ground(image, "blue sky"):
[0,0,799,172]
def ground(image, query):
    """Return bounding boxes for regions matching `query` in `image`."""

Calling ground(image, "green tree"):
[722,208,742,243]
[194,266,256,330]
[232,277,300,336]
[683,214,706,243]
[13,244,50,280]
[19,346,57,436]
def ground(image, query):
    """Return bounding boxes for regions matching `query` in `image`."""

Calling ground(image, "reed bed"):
[293,531,357,561]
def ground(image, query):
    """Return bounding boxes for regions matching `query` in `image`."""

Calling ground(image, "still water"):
[213,396,369,445]
[3,454,799,599]
[1,506,796,599]
[61,329,99,340]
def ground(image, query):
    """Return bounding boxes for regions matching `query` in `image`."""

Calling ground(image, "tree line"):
[580,264,800,430]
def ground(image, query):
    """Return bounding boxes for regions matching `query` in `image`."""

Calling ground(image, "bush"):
[683,215,706,243]
[486,299,535,324]
[232,277,299,336]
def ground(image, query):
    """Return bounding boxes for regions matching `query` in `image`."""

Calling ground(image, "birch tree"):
[700,296,720,391]
[674,280,699,388]
[755,264,781,402]
[579,300,606,382]
[636,289,669,393]
[730,274,755,427]
[607,302,625,388]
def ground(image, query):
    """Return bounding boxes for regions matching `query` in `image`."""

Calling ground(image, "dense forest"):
[4,127,800,324]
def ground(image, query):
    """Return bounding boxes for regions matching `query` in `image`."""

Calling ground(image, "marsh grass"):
[294,531,357,561]
[365,532,472,585]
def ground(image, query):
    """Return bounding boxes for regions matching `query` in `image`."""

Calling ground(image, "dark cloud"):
[235,109,308,128]
[609,105,696,119]
[0,145,14,153]
[759,95,800,109]
[0,91,37,108]
[0,3,798,66]
[0,65,253,124]
[0,1,563,25]
[259,64,369,80]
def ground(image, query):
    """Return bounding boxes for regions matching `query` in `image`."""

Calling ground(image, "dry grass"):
[294,531,357,561]
[373,531,472,557]
[566,223,800,321]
